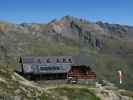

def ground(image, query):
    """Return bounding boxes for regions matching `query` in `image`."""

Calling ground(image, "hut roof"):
[19,55,95,67]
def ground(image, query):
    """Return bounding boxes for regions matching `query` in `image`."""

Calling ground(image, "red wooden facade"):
[68,66,96,80]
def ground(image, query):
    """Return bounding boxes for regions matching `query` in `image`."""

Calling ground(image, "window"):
[40,66,60,71]
[68,58,72,63]
[46,58,51,63]
[56,58,60,63]
[63,58,66,63]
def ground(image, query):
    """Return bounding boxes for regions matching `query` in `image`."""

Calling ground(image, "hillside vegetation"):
[0,16,133,91]
[0,65,101,100]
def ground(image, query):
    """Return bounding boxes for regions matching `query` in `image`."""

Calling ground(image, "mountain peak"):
[60,16,90,23]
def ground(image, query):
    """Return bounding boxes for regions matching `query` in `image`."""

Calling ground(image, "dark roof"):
[20,56,73,64]
[20,55,95,67]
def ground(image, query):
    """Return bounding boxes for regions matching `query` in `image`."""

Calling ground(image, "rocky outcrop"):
[0,65,46,100]
[95,80,133,100]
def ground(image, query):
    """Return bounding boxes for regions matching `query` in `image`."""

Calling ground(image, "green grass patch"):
[48,86,100,100]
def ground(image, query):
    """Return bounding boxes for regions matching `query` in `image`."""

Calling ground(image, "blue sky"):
[0,0,133,25]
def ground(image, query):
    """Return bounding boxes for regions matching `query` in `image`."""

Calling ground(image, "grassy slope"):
[48,87,100,100]
[86,48,133,91]
[0,65,101,100]
[95,54,133,90]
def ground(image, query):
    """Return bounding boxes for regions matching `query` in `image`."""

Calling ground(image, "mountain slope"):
[0,16,133,91]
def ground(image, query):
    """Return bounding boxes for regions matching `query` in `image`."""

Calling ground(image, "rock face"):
[0,16,133,62]
[0,65,46,100]
[0,16,133,91]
